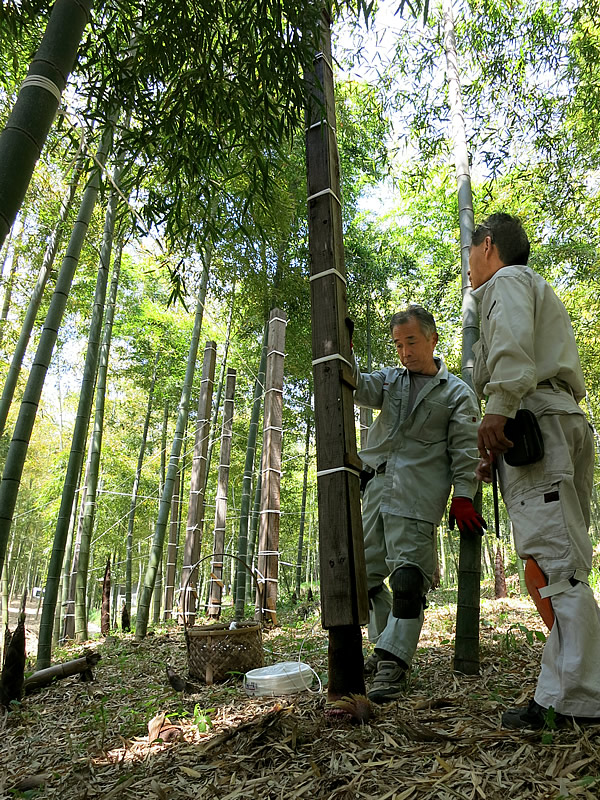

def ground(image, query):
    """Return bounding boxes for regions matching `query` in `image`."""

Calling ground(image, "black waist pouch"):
[504,409,545,467]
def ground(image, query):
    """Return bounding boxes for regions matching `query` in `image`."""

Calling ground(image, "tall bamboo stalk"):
[0,0,92,247]
[234,326,268,619]
[125,352,159,615]
[295,402,312,597]
[208,369,236,618]
[0,148,86,435]
[136,276,209,640]
[74,238,122,642]
[442,0,482,676]
[0,121,116,650]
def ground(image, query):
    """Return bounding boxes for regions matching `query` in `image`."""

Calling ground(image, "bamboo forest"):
[1,0,600,797]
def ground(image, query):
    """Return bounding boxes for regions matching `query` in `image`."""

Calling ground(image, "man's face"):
[392,318,438,375]
[468,236,492,289]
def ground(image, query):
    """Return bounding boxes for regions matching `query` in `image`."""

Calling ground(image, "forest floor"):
[2,577,600,800]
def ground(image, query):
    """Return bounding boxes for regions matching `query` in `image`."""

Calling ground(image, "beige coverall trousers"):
[499,411,600,717]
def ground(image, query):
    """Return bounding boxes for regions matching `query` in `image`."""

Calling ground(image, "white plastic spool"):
[244,661,314,696]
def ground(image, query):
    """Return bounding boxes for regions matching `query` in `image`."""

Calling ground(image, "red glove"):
[449,497,487,536]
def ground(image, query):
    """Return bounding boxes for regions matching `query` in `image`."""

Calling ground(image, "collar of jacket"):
[397,356,447,383]
[471,263,531,302]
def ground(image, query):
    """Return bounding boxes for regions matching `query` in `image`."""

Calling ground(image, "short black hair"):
[471,212,530,265]
[389,305,437,338]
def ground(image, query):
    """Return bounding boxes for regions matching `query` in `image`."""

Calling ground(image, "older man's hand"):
[478,413,513,459]
[475,456,493,484]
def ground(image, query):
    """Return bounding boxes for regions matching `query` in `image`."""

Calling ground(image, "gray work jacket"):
[353,356,480,524]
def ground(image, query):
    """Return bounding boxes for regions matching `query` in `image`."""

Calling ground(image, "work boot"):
[367,660,408,704]
[502,699,600,730]
[502,700,563,730]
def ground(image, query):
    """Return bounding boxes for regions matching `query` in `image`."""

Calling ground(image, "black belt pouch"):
[504,409,545,467]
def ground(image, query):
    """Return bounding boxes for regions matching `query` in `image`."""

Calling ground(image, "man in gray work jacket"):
[353,305,484,703]
[470,212,600,729]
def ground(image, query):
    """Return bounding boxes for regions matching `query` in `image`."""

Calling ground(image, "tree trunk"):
[442,0,482,676]
[208,369,236,618]
[135,282,209,640]
[179,339,217,624]
[305,8,368,701]
[8,538,23,603]
[0,561,8,665]
[1,121,115,667]
[163,468,181,621]
[74,235,122,642]
[62,460,89,642]
[234,325,268,619]
[245,447,264,606]
[359,296,373,448]
[295,402,312,597]
[125,352,159,616]
[204,284,235,496]
[152,556,162,624]
[101,557,111,635]
[0,0,92,248]
[0,149,85,436]
[0,246,18,349]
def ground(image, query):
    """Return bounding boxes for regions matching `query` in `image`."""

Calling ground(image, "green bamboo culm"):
[234,323,268,620]
[0,0,92,248]
[32,121,117,670]
[135,262,210,639]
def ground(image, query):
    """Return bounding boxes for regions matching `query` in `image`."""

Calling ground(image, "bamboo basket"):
[185,621,263,685]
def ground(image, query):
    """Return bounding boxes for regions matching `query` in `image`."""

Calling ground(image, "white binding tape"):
[307,119,337,134]
[309,267,347,285]
[21,74,62,103]
[316,465,361,478]
[306,187,341,205]
[312,353,352,368]
[313,51,334,72]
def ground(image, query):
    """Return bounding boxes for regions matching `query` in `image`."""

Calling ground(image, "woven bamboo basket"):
[185,621,264,685]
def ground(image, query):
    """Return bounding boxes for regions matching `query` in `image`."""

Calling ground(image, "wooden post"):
[208,369,236,618]
[305,8,368,700]
[180,341,216,625]
[255,310,286,624]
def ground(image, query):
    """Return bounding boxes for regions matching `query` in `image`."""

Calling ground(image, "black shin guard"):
[390,567,424,619]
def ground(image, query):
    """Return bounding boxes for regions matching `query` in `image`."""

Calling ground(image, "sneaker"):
[502,700,563,730]
[367,660,408,704]
[364,652,381,677]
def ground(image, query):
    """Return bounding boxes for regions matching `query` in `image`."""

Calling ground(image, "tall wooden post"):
[208,369,236,618]
[180,340,217,624]
[305,8,369,701]
[255,310,286,624]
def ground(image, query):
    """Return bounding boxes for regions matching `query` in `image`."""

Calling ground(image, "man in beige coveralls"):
[470,212,600,729]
